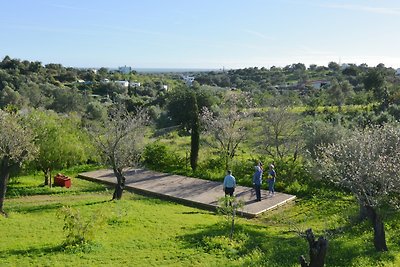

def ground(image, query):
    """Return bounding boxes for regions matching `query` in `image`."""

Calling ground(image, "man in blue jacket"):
[253,162,263,201]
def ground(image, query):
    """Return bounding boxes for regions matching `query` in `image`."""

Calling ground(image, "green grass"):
[7,164,105,198]
[255,103,375,114]
[1,170,400,266]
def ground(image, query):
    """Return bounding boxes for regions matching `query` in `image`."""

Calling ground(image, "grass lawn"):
[1,168,400,266]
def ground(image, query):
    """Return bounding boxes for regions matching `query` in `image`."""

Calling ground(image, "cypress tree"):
[190,93,200,171]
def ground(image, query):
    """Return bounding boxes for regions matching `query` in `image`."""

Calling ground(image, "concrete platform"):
[78,168,296,218]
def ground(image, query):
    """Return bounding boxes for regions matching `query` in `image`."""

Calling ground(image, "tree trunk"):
[230,206,236,240]
[0,157,10,216]
[190,93,200,171]
[358,202,368,221]
[299,228,328,267]
[49,169,52,188]
[190,114,200,171]
[43,168,51,187]
[112,168,125,200]
[366,206,388,251]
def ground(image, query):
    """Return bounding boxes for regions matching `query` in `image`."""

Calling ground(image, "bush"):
[231,158,257,187]
[142,142,185,172]
[58,206,105,248]
[388,104,400,121]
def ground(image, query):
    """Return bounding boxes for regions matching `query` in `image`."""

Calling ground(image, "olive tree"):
[201,91,252,169]
[26,109,90,186]
[261,105,301,162]
[316,124,400,251]
[0,110,36,216]
[327,78,353,113]
[87,107,148,200]
[302,120,348,160]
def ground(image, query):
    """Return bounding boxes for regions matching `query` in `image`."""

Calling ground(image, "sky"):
[1,0,400,69]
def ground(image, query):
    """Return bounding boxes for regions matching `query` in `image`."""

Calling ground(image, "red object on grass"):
[54,174,71,188]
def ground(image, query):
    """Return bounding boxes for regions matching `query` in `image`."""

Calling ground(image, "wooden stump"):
[299,228,328,267]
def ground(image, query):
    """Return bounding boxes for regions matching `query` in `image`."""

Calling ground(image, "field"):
[1,167,400,266]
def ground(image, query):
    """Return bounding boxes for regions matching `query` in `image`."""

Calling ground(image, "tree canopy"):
[317,123,400,251]
[86,107,149,199]
[0,110,37,215]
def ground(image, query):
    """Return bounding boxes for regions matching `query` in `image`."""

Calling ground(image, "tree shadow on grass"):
[323,220,398,266]
[177,222,305,266]
[7,199,110,214]
[178,221,397,267]
[6,183,108,199]
[1,242,102,259]
[0,244,65,258]
[327,239,396,266]
[180,211,212,215]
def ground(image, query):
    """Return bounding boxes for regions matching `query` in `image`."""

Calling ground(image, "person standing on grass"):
[253,161,263,201]
[268,164,276,196]
[223,170,236,197]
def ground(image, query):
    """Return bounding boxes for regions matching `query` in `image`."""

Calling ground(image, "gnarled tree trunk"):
[43,167,52,187]
[112,167,125,200]
[366,206,388,251]
[359,202,368,221]
[0,157,10,216]
[299,228,328,267]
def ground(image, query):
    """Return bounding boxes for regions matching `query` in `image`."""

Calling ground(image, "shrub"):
[231,158,257,187]
[388,104,400,121]
[58,206,105,248]
[142,142,185,172]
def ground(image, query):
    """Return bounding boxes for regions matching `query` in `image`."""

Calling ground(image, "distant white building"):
[115,80,129,87]
[308,80,330,89]
[130,82,141,87]
[118,65,132,74]
[396,68,400,76]
[182,75,195,86]
[340,63,350,70]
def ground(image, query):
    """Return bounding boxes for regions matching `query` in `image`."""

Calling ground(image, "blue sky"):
[1,0,399,69]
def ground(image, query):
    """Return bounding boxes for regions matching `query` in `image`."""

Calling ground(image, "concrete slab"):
[78,168,296,218]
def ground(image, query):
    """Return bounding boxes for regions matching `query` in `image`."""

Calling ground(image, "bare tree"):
[0,110,36,216]
[201,92,252,169]
[261,105,301,162]
[87,107,148,200]
[316,124,400,251]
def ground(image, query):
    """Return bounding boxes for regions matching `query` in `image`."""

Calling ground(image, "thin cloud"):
[320,3,400,15]
[244,29,275,41]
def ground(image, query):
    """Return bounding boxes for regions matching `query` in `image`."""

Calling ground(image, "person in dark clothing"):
[253,162,263,201]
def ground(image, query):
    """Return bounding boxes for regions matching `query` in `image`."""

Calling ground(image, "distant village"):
[77,64,400,95]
